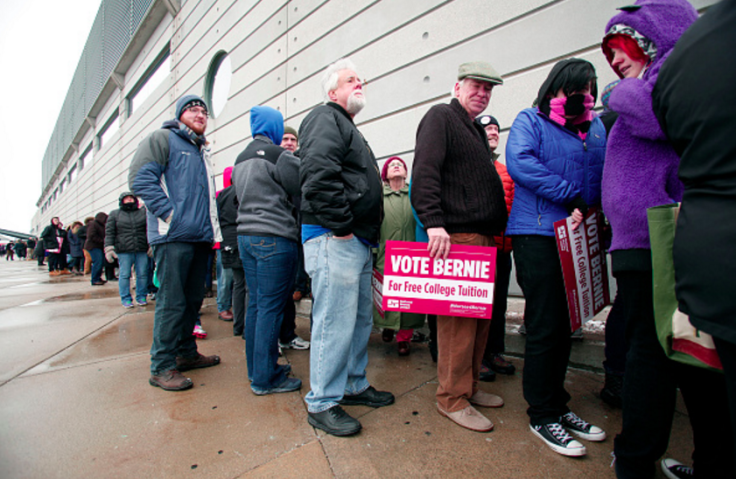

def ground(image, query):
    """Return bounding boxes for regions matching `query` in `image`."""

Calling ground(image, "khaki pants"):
[436,233,494,412]
[83,249,92,274]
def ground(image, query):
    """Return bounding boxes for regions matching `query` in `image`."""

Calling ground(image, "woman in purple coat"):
[601,1,733,477]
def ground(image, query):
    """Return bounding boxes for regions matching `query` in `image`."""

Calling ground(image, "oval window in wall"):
[206,51,232,118]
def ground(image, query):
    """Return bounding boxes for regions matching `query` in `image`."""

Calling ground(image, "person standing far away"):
[299,58,394,437]
[129,94,223,392]
[410,62,507,433]
[105,192,150,309]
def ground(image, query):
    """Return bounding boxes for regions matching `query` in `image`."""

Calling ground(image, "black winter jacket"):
[216,185,242,269]
[84,213,108,251]
[105,202,148,253]
[299,103,383,243]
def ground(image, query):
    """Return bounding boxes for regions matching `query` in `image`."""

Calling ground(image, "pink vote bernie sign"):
[381,241,497,319]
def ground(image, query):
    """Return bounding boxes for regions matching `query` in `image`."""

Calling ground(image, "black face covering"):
[564,94,588,117]
[121,202,138,212]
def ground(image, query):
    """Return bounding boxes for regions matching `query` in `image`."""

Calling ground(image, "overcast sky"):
[0,0,101,234]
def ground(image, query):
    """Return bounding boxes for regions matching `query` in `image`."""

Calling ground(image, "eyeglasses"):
[388,161,404,168]
[187,107,209,117]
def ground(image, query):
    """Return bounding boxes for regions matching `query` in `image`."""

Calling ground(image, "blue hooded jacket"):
[250,106,284,145]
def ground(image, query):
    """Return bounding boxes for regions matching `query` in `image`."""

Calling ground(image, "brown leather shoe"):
[469,389,504,408]
[176,353,221,372]
[437,403,493,432]
[218,309,234,321]
[149,370,193,391]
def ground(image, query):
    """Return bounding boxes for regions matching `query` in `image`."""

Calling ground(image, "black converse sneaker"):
[661,458,694,479]
[561,411,607,441]
[530,423,586,457]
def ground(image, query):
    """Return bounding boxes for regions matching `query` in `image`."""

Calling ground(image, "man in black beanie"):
[129,94,222,391]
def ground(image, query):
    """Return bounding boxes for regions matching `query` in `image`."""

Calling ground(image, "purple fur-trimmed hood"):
[601,0,697,256]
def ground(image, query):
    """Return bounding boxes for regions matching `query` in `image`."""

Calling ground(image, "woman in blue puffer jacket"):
[505,58,606,458]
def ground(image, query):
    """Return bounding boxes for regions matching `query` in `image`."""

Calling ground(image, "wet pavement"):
[0,260,694,478]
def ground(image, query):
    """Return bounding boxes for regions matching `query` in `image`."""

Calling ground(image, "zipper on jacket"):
[583,141,588,151]
[538,214,542,226]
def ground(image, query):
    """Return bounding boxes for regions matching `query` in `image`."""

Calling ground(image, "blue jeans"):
[216,250,233,312]
[238,235,297,391]
[150,242,209,375]
[303,233,373,413]
[89,248,104,284]
[118,252,150,303]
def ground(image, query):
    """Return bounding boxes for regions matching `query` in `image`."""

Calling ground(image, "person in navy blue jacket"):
[505,59,606,457]
[129,94,222,392]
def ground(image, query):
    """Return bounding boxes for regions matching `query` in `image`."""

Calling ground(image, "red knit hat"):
[381,156,407,182]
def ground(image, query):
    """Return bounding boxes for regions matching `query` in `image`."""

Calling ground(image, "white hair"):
[451,79,465,98]
[322,58,359,102]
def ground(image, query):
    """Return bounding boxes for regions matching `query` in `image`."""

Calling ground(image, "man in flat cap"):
[411,62,508,432]
[129,94,222,391]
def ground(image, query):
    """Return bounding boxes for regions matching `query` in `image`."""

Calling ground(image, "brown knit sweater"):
[411,99,507,236]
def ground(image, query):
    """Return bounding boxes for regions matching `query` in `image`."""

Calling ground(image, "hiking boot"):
[308,405,362,436]
[469,389,504,408]
[530,423,586,457]
[280,336,310,350]
[661,458,694,479]
[339,386,394,408]
[437,403,493,432]
[149,370,193,391]
[560,411,606,441]
[490,354,516,375]
[176,353,221,372]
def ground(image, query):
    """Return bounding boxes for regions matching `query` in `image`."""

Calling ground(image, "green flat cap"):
[458,61,503,85]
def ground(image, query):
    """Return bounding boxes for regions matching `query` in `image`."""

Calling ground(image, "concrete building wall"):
[33,0,716,235]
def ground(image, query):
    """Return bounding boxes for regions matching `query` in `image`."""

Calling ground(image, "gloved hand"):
[105,245,117,263]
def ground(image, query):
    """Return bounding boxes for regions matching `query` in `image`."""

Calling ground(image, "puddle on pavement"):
[43,289,120,302]
[47,314,155,368]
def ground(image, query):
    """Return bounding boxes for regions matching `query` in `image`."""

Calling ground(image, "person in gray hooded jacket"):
[232,105,301,396]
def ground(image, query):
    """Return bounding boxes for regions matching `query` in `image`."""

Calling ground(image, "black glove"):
[566,197,589,216]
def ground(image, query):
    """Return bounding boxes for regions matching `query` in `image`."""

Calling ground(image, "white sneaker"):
[280,336,310,350]
[530,423,586,457]
[661,458,694,479]
[560,411,606,441]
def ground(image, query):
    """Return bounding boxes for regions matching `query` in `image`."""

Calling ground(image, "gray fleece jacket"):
[232,134,300,242]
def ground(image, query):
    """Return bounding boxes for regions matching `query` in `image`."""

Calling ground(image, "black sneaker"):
[338,386,394,407]
[661,459,694,479]
[530,423,586,457]
[308,405,362,436]
[600,373,623,409]
[560,411,606,441]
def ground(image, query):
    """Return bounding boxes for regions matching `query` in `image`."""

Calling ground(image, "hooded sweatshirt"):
[105,192,149,253]
[600,0,698,270]
[231,106,300,242]
[84,212,108,251]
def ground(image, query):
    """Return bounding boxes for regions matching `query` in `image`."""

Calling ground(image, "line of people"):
[119,1,735,478]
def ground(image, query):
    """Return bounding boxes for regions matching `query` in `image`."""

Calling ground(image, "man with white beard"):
[298,58,392,436]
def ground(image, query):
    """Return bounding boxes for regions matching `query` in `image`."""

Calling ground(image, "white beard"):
[346,91,366,116]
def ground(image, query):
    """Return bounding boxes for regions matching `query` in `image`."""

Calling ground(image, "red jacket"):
[493,158,514,253]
